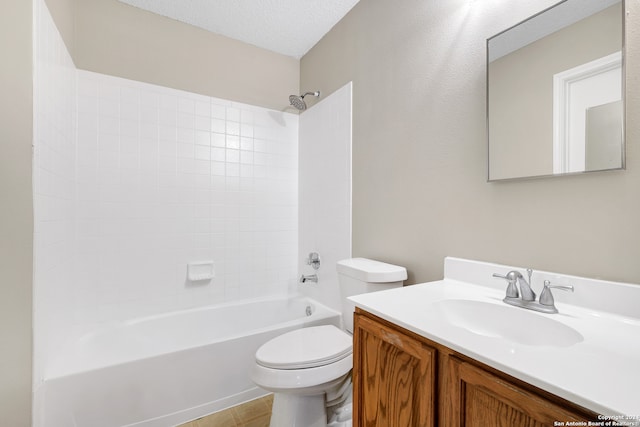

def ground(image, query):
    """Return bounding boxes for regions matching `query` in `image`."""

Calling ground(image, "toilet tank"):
[337,258,407,333]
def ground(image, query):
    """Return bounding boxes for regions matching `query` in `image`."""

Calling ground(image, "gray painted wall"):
[0,1,34,425]
[53,0,300,112]
[301,0,640,285]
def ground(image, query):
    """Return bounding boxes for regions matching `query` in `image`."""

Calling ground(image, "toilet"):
[250,258,407,427]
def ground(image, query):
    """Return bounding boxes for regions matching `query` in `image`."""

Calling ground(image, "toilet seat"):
[251,353,353,393]
[256,325,352,370]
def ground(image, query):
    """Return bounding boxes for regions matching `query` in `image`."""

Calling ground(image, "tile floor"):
[178,395,273,427]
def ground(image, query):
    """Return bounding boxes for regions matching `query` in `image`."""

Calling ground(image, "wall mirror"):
[487,0,624,181]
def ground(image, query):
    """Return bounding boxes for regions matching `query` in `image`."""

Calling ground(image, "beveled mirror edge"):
[486,0,626,183]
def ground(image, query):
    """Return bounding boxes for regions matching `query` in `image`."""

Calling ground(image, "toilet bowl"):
[250,258,407,427]
[251,325,353,427]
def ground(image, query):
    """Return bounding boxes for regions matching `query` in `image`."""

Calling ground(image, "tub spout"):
[300,274,318,283]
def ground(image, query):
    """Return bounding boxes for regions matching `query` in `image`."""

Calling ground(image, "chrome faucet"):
[493,269,573,314]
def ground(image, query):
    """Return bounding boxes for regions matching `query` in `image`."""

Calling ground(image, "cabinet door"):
[353,312,436,427]
[444,357,592,427]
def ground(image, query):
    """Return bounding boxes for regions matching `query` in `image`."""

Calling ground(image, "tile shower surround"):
[73,71,299,328]
[34,0,300,383]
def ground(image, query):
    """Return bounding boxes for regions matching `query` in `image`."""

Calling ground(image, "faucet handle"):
[306,252,321,270]
[539,280,574,307]
[493,271,521,298]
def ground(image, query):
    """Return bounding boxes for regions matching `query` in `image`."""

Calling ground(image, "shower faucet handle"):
[306,252,321,270]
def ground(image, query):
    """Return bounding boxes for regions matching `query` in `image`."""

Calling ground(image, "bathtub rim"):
[46,294,342,380]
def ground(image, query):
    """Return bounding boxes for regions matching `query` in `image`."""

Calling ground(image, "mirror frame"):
[486,0,626,182]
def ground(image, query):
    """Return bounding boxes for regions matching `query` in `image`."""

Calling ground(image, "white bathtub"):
[39,296,341,427]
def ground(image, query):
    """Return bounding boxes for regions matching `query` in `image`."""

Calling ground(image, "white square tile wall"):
[74,71,299,326]
[33,0,299,382]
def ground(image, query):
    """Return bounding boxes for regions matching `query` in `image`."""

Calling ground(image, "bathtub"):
[39,296,341,427]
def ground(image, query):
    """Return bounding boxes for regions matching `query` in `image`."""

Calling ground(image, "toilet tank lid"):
[337,258,407,283]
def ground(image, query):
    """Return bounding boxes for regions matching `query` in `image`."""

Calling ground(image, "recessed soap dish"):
[188,261,215,282]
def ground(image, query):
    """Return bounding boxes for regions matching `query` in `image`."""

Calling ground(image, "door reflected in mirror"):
[487,0,624,181]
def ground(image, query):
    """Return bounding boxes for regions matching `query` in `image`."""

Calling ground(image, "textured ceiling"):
[118,0,360,59]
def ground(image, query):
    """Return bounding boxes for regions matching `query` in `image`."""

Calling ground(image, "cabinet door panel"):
[445,357,591,427]
[353,313,436,427]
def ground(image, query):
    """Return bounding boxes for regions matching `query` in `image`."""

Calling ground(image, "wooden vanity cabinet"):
[443,357,591,427]
[353,310,437,426]
[353,309,598,427]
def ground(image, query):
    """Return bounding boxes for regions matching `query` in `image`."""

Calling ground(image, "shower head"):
[289,91,320,111]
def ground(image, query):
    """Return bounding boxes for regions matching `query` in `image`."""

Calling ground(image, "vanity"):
[349,257,640,426]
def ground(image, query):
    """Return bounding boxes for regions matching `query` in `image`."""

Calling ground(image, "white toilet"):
[250,258,407,427]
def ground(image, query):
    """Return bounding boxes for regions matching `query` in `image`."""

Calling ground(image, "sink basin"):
[430,299,584,347]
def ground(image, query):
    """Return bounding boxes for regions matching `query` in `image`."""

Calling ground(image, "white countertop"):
[349,257,640,418]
